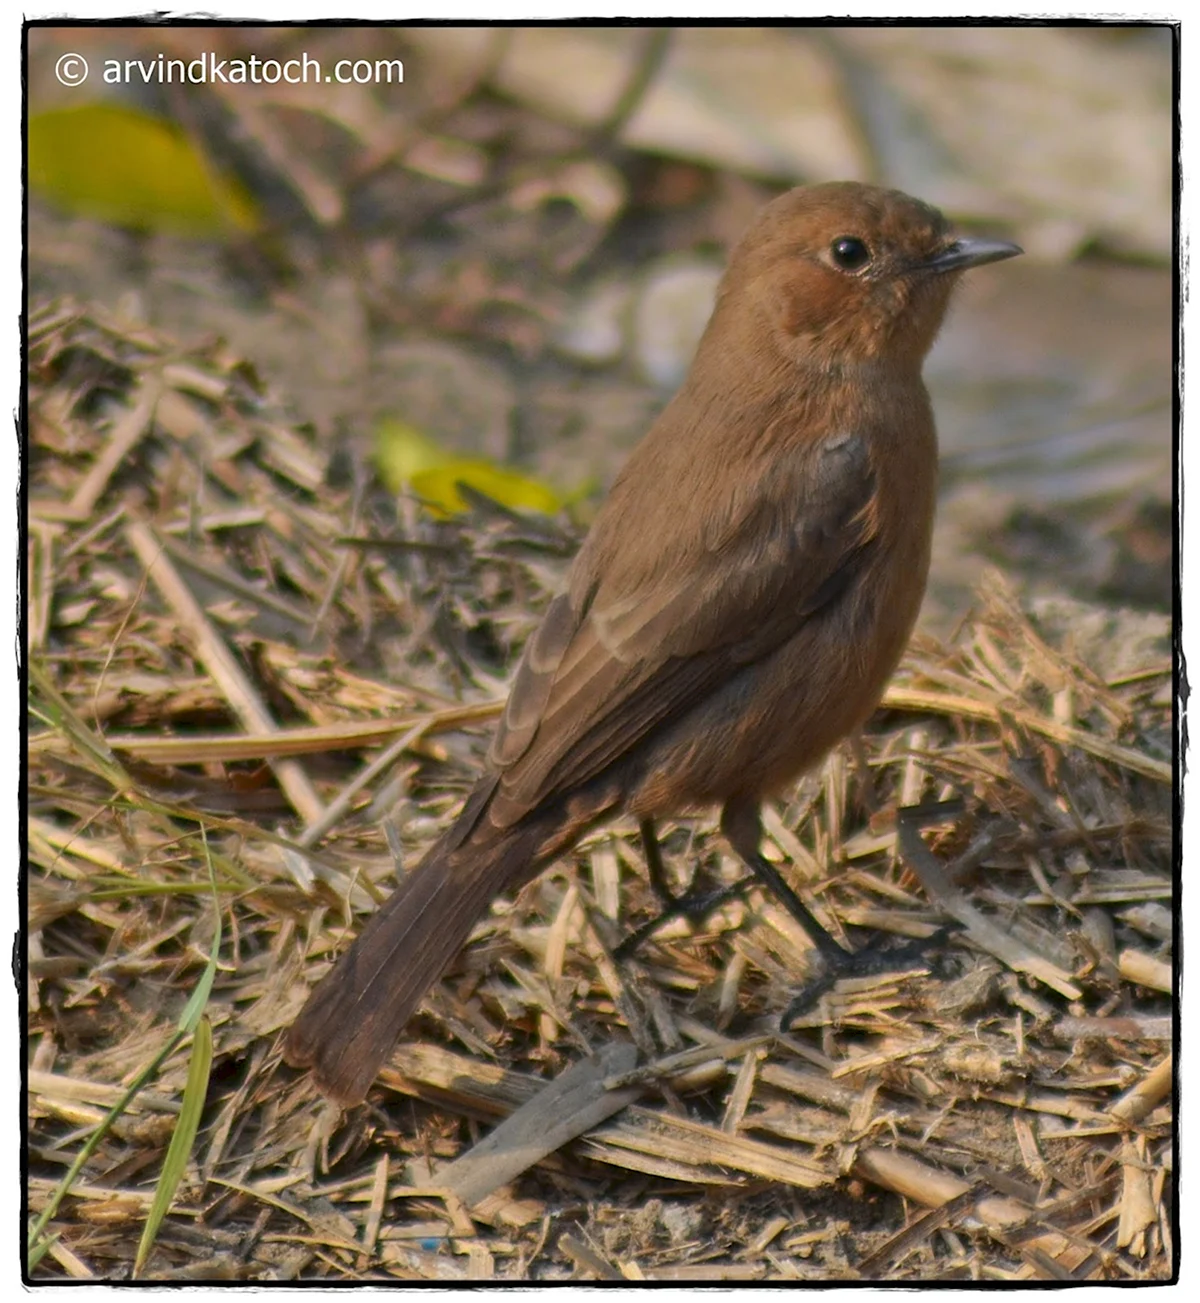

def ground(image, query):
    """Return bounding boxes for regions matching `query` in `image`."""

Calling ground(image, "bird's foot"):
[780,923,962,1029]
[614,874,754,959]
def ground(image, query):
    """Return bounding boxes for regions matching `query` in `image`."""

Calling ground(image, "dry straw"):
[27,302,1173,1281]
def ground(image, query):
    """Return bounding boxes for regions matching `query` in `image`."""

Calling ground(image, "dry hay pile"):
[27,302,1174,1281]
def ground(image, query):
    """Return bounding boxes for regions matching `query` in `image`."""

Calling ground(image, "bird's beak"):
[923,236,1024,274]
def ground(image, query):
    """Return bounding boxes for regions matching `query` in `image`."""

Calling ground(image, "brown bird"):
[286,181,1022,1105]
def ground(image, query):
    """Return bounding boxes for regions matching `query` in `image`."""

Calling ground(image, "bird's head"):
[714,181,1022,372]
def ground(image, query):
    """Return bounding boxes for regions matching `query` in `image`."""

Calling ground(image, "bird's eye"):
[829,236,872,271]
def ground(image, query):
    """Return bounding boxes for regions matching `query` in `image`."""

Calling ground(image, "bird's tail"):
[284,813,557,1106]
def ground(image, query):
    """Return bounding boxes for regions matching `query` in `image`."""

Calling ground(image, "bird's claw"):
[780,922,963,1029]
[614,875,754,959]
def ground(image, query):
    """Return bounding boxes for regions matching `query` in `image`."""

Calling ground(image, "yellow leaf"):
[374,416,566,518]
[29,103,258,237]
[373,418,447,493]
[411,460,565,518]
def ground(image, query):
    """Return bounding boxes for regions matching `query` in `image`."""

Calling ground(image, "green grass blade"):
[28,827,224,1272]
[133,1017,214,1277]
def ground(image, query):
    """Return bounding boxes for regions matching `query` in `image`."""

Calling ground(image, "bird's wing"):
[486,429,880,823]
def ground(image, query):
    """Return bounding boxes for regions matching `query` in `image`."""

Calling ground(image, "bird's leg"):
[720,799,852,968]
[849,732,882,817]
[613,818,754,959]
[639,816,674,905]
[719,797,957,1028]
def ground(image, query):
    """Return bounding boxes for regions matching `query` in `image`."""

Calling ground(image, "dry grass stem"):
[27,304,1173,1280]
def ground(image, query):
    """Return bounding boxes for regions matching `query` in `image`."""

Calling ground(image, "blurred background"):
[27,23,1175,626]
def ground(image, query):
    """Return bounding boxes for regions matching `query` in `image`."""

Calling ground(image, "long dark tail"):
[285,814,556,1106]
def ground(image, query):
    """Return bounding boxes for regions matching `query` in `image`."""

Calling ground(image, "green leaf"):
[177,829,223,1034]
[134,1018,214,1277]
[26,1229,58,1272]
[29,104,258,236]
[27,828,224,1272]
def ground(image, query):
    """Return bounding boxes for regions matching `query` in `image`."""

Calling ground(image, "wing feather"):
[487,429,877,824]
